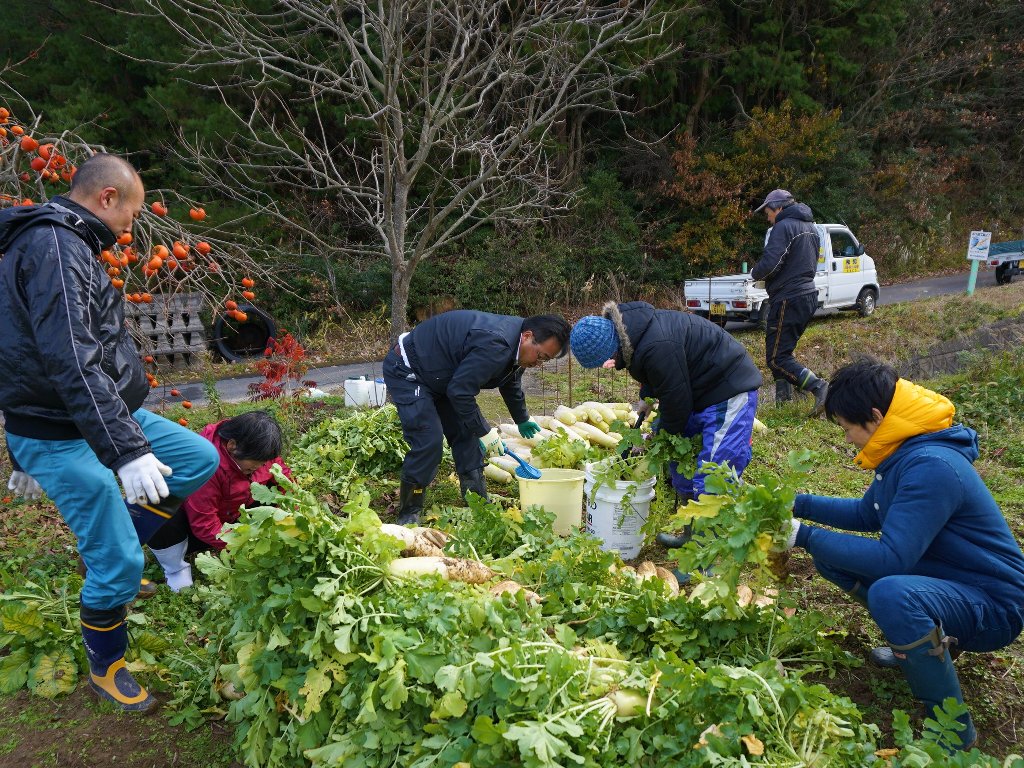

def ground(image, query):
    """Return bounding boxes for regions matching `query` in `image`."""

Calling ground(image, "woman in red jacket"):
[147,410,291,590]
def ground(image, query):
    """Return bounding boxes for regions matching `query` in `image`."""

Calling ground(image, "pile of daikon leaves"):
[179,458,1007,768]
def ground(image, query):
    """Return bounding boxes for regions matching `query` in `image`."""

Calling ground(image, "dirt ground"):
[0,688,241,768]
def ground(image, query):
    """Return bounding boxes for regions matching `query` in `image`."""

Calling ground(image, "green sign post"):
[966,231,991,296]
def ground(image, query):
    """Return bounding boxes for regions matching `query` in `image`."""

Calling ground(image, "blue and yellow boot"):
[80,604,158,713]
[891,625,977,752]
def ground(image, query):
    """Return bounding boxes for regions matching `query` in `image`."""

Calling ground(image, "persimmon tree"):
[133,0,678,338]
[0,94,270,395]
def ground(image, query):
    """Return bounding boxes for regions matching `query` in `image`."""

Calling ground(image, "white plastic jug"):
[368,378,388,407]
[583,461,656,560]
[344,377,371,407]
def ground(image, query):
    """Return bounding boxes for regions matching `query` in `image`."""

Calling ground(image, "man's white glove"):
[785,518,801,550]
[7,471,44,500]
[478,427,506,458]
[117,453,173,504]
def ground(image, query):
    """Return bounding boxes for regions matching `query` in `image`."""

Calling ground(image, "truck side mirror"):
[855,244,865,256]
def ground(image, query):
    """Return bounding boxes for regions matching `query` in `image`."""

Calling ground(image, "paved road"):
[149,270,985,408]
[722,269,981,333]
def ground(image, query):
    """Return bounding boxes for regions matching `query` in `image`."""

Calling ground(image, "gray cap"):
[753,188,794,213]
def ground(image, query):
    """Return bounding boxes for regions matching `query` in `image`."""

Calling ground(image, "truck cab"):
[813,224,879,317]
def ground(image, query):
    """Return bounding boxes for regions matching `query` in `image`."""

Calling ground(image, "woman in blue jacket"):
[783,357,1024,751]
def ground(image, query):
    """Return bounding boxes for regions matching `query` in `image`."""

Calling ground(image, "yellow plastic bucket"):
[518,468,586,536]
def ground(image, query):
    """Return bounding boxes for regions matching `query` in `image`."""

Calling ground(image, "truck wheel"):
[996,263,1013,285]
[212,304,277,362]
[856,288,877,317]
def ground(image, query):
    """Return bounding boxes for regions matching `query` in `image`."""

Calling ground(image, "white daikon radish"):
[388,556,495,584]
[484,464,514,484]
[570,421,620,448]
[489,455,520,475]
[553,406,578,425]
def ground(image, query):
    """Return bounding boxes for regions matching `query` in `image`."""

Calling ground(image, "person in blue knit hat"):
[570,302,763,577]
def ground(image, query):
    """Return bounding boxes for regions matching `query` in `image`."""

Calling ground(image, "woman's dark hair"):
[523,314,571,358]
[215,410,283,461]
[824,357,898,426]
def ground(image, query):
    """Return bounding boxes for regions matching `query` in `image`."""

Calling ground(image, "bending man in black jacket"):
[0,155,219,713]
[570,302,763,562]
[384,310,570,524]
[751,189,828,413]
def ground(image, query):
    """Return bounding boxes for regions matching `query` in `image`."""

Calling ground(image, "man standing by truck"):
[751,188,829,413]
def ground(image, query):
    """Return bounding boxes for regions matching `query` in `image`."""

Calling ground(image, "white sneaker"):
[149,540,194,592]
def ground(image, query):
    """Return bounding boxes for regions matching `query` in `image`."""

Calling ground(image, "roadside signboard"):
[967,231,992,260]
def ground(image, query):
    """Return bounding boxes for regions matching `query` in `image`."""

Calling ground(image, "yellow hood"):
[855,379,955,470]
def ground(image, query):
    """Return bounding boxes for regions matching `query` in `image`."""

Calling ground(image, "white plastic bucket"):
[344,377,371,407]
[368,378,388,406]
[518,468,586,536]
[583,461,656,560]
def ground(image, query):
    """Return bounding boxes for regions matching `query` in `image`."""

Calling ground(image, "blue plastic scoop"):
[505,447,542,480]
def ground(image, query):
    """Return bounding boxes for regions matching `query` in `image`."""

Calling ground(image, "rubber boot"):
[396,480,425,525]
[149,539,193,592]
[126,495,186,545]
[458,467,488,502]
[871,642,962,669]
[848,581,869,608]
[774,379,794,405]
[656,492,695,549]
[80,604,158,713]
[891,626,977,751]
[77,556,157,601]
[798,369,829,417]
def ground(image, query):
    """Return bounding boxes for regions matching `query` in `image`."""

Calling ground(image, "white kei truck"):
[684,223,880,327]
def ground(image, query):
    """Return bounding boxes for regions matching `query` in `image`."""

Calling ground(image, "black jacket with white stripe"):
[0,196,151,470]
[751,202,820,302]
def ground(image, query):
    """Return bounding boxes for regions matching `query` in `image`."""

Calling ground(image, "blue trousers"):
[816,560,1024,650]
[7,409,219,610]
[383,350,483,486]
[668,390,759,497]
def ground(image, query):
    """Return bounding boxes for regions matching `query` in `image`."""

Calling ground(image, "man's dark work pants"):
[765,291,818,385]
[383,350,484,487]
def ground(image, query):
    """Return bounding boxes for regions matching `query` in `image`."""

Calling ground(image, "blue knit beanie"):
[570,316,619,369]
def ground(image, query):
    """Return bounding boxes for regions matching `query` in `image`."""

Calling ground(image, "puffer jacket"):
[183,421,292,550]
[0,196,151,470]
[795,423,1024,611]
[401,309,529,438]
[606,301,763,434]
[751,202,819,301]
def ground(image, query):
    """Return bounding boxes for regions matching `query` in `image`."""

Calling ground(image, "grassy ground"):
[2,281,1024,765]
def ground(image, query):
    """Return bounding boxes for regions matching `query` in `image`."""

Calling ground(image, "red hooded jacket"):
[182,420,291,549]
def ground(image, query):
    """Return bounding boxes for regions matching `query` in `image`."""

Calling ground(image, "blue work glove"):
[479,428,506,457]
[517,420,541,439]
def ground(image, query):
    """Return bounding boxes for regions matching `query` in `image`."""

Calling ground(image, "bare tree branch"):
[124,0,681,336]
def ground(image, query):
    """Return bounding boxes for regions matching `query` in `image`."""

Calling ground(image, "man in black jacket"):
[570,300,762,505]
[0,155,219,712]
[751,189,828,413]
[384,310,569,524]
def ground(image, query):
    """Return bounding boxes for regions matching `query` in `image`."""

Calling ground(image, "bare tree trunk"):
[390,265,412,342]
